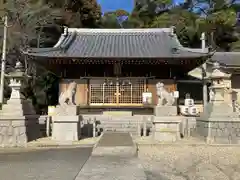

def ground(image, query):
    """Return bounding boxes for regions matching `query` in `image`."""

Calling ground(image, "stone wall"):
[196,120,240,144]
[231,74,240,103]
[180,117,196,137]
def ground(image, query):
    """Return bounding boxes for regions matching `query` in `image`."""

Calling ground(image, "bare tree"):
[1,0,61,70]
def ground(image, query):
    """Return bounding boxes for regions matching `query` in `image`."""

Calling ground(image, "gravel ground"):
[138,145,240,180]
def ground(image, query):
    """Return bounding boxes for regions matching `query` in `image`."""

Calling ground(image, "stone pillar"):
[0,61,40,147]
[196,62,240,144]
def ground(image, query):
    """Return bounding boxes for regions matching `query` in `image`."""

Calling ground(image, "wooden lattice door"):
[89,79,146,106]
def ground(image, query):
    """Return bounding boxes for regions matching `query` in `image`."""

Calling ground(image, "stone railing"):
[38,115,153,138]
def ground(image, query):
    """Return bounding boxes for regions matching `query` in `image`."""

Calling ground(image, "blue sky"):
[97,0,184,13]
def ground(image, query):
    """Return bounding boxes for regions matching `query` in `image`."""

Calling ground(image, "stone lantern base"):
[196,103,240,144]
[0,98,40,147]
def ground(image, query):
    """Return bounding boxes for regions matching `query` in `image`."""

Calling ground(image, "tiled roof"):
[24,28,210,59]
[188,52,240,79]
[211,52,240,66]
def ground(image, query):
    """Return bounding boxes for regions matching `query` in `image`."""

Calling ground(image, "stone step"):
[97,120,152,124]
[97,125,138,130]
[98,127,138,131]
[96,121,143,124]
[97,124,151,129]
[98,124,137,127]
[98,123,139,126]
[98,127,138,132]
[93,119,152,136]
[97,123,138,126]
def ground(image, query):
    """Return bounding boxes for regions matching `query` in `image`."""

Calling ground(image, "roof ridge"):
[67,28,172,33]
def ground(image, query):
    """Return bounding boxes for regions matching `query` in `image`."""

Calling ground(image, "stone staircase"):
[81,115,153,138]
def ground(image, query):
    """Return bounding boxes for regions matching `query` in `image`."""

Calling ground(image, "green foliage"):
[22,71,59,114]
[131,0,240,50]
[149,8,201,47]
[100,12,122,28]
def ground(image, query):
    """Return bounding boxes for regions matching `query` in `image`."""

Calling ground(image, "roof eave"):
[23,47,211,59]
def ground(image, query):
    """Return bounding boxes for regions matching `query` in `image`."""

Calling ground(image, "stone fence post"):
[46,116,51,137]
[137,119,141,137]
[143,118,147,137]
[92,117,96,138]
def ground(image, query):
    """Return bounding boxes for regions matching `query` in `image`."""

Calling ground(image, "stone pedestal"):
[153,116,182,142]
[152,105,182,142]
[154,106,177,116]
[52,105,80,142]
[196,62,240,144]
[55,105,78,115]
[0,62,40,147]
[52,116,80,141]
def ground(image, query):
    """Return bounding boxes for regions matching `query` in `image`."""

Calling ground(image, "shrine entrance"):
[89,78,146,106]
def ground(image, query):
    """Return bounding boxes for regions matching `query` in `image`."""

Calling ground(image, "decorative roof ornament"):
[213,61,220,70]
[63,26,68,36]
[170,26,176,36]
[15,61,23,72]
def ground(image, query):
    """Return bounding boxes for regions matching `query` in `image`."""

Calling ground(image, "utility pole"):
[201,32,208,112]
[0,15,8,104]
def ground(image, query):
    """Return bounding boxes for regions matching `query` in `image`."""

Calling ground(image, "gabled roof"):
[188,52,240,79]
[24,27,210,59]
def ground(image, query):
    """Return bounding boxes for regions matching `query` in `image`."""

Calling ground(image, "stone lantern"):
[209,62,231,104]
[205,62,234,116]
[196,61,240,144]
[0,61,39,147]
[2,61,35,115]
[8,61,26,101]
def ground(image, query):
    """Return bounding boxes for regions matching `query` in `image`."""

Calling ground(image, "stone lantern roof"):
[5,61,30,79]
[210,62,231,80]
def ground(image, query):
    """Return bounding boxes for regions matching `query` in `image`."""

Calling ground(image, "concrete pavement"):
[76,132,146,180]
[75,156,146,180]
[0,147,92,180]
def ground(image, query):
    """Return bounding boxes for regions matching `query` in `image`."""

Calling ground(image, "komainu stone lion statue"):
[156,82,175,106]
[58,81,77,105]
